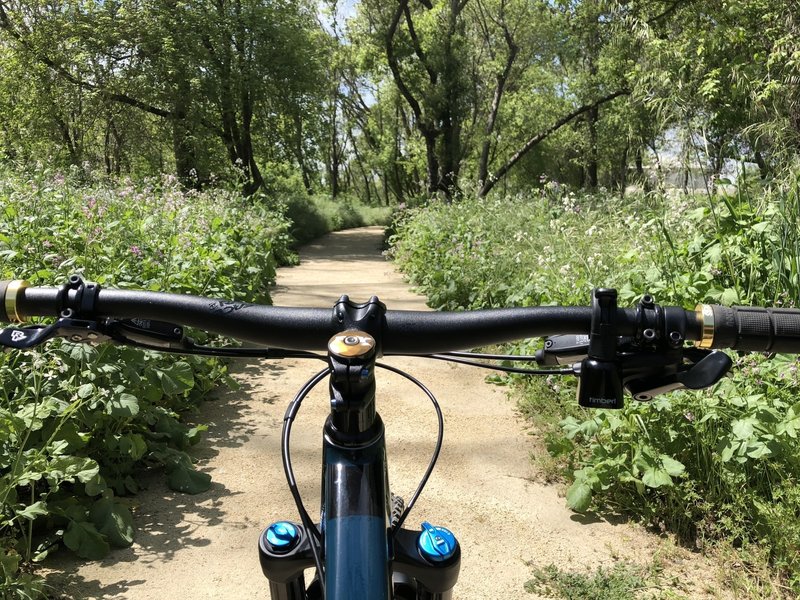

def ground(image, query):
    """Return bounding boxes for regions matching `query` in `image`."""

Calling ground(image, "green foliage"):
[0,0,330,191]
[389,189,668,310]
[552,356,800,591]
[0,168,293,595]
[278,194,393,247]
[389,170,800,595]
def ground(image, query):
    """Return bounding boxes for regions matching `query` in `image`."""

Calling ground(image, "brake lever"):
[624,350,732,401]
[0,317,191,351]
[0,318,112,349]
[103,318,188,349]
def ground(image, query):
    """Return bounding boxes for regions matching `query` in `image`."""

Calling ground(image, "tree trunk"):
[477,8,518,189]
[291,112,313,194]
[54,115,80,166]
[423,130,440,196]
[328,100,341,198]
[586,104,599,189]
[618,144,628,197]
[172,80,197,185]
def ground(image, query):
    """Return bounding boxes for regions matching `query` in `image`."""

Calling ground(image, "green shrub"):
[0,168,293,596]
[279,194,393,246]
[389,174,800,595]
[389,191,673,310]
[526,561,667,600]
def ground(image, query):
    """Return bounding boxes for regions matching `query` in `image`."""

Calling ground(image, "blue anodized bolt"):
[265,521,299,553]
[417,521,457,562]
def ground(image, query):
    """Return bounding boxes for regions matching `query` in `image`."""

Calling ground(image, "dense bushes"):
[389,176,800,596]
[0,170,294,597]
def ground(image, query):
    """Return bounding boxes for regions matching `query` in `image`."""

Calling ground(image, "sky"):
[317,0,358,36]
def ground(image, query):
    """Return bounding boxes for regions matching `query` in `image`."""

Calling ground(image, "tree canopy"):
[0,0,797,198]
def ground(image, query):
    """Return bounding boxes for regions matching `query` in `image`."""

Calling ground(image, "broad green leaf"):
[0,551,20,577]
[63,520,110,560]
[545,436,574,456]
[142,375,164,402]
[720,288,740,305]
[47,421,88,454]
[167,462,212,494]
[719,441,736,462]
[704,242,722,263]
[155,414,190,447]
[746,442,772,459]
[185,425,207,446]
[164,361,194,392]
[77,383,95,399]
[106,393,139,417]
[17,501,48,521]
[48,456,100,484]
[158,371,180,395]
[560,416,582,439]
[565,480,592,512]
[751,221,771,234]
[659,455,686,477]
[84,474,107,497]
[89,498,134,548]
[119,433,148,460]
[731,418,755,440]
[642,468,673,488]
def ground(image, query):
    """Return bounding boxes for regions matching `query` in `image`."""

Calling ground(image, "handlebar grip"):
[698,304,800,352]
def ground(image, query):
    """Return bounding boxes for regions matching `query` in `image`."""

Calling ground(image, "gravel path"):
[47,226,718,599]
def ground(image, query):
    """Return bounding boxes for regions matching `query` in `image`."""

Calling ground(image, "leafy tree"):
[0,0,330,193]
[346,0,632,199]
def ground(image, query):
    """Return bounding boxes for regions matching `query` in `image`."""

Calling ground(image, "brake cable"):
[426,353,574,375]
[376,363,444,535]
[281,367,330,594]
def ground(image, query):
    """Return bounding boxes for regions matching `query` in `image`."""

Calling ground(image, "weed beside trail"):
[389,177,800,597]
[0,170,298,597]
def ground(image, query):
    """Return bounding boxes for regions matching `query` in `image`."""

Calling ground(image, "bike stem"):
[326,295,386,439]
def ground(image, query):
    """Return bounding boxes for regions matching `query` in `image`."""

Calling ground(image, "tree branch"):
[0,1,177,120]
[404,3,437,84]
[478,0,518,185]
[385,0,425,127]
[479,89,630,197]
[647,0,695,25]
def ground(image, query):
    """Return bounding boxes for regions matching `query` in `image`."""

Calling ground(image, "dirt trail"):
[48,227,714,599]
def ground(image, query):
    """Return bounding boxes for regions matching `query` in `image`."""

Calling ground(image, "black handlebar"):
[4,279,800,355]
[7,284,600,353]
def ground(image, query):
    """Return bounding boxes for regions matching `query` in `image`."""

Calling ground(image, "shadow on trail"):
[300,228,388,262]
[44,360,290,599]
[46,575,147,600]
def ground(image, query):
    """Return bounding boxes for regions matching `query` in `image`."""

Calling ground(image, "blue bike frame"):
[258,298,461,599]
[322,421,391,599]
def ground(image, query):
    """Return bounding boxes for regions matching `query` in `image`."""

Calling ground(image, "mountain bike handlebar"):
[3,279,800,354]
